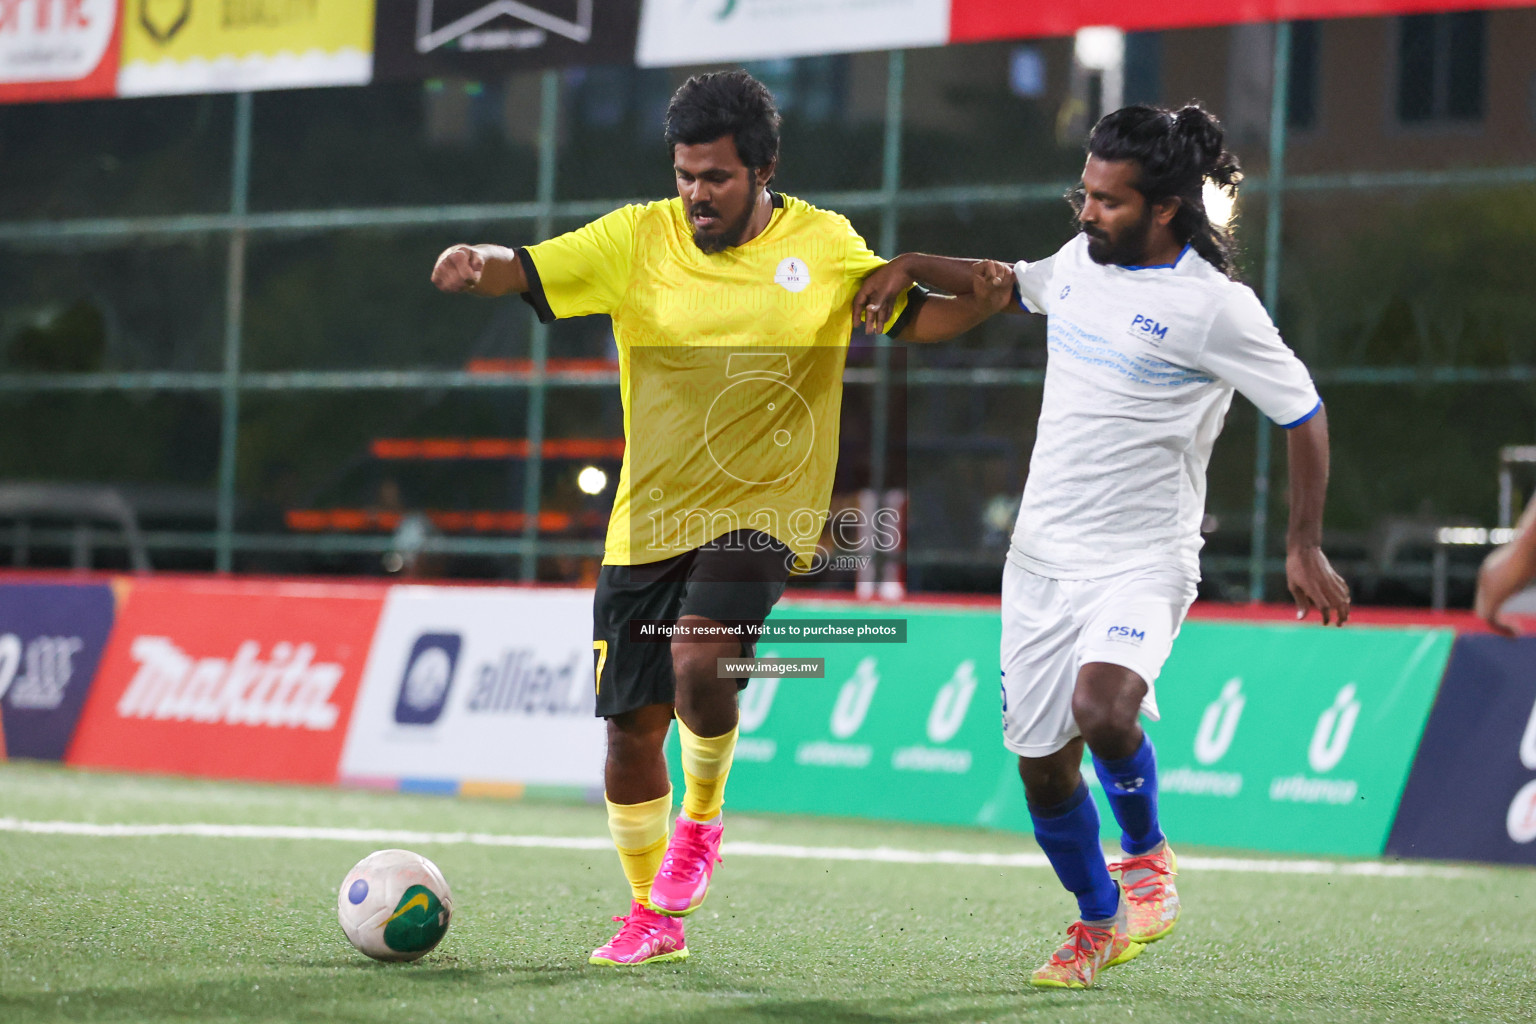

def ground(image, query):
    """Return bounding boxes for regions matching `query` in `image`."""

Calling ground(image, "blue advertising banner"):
[1386,636,1536,866]
[0,583,116,761]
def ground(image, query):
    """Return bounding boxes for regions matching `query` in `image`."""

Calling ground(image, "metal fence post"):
[520,70,560,581]
[216,91,253,573]
[869,49,905,591]
[1249,22,1292,601]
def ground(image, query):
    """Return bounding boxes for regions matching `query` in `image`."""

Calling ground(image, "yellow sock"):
[678,718,738,822]
[605,790,672,907]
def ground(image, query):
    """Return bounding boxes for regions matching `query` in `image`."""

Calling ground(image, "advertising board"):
[374,0,640,81]
[636,0,949,68]
[703,603,1451,857]
[118,0,374,96]
[0,0,120,103]
[0,582,116,760]
[1386,635,1536,866]
[67,577,385,784]
[340,585,604,789]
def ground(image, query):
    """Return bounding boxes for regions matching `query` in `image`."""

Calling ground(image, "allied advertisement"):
[118,0,375,97]
[1386,636,1536,866]
[0,582,116,760]
[340,585,604,789]
[636,0,949,69]
[702,605,1451,857]
[0,0,121,103]
[67,577,386,784]
[374,0,641,81]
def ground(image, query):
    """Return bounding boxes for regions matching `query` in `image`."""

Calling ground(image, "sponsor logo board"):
[702,606,1448,856]
[340,585,601,788]
[67,577,384,783]
[0,0,121,103]
[118,0,375,96]
[1387,635,1536,865]
[374,0,640,80]
[0,582,115,759]
[636,0,948,68]
[1112,625,1448,856]
[672,607,1006,826]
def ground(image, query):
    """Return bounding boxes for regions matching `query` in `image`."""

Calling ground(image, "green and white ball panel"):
[337,849,454,962]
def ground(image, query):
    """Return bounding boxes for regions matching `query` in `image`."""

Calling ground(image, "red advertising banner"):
[67,577,387,785]
[950,0,1536,42]
[0,0,121,103]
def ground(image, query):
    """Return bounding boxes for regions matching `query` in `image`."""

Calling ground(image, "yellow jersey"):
[519,192,919,567]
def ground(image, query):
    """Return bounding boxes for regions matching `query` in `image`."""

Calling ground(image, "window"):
[1397,12,1486,124]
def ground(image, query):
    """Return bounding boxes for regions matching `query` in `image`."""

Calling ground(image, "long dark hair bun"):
[1087,103,1243,277]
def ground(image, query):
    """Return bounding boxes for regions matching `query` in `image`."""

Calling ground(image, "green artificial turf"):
[1,760,1532,1024]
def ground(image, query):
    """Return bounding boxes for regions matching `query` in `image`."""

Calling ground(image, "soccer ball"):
[337,849,454,962]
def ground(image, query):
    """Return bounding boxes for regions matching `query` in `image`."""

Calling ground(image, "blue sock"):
[1093,735,1165,856]
[1029,781,1119,922]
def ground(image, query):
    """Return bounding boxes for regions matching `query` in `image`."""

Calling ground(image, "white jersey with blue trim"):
[1009,233,1320,579]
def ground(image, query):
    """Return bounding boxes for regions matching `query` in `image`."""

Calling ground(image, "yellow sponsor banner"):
[119,0,375,96]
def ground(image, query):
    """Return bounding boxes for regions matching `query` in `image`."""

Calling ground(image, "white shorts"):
[1000,559,1198,757]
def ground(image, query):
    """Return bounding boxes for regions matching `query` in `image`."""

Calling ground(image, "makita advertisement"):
[339,585,603,789]
[1386,635,1536,866]
[66,577,385,784]
[0,582,116,760]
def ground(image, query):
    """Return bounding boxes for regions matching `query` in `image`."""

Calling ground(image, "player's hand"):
[970,260,1016,313]
[854,257,916,336]
[431,244,485,293]
[1475,541,1530,637]
[1286,544,1350,625]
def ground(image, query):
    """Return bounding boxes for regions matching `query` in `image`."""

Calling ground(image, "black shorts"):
[592,531,792,719]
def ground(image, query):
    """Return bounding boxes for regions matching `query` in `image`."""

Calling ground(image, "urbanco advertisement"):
[692,604,1451,858]
[67,577,386,784]
[340,585,604,789]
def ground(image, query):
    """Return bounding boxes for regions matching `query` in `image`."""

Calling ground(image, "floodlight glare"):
[577,465,608,495]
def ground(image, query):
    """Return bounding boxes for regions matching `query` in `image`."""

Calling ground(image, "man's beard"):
[1084,206,1155,266]
[690,198,756,254]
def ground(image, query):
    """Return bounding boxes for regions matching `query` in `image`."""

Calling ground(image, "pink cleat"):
[648,817,724,917]
[588,900,689,966]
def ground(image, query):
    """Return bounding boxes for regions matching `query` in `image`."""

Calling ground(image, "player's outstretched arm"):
[1284,405,1351,625]
[895,260,1016,344]
[855,253,1009,336]
[1475,495,1536,636]
[431,243,528,298]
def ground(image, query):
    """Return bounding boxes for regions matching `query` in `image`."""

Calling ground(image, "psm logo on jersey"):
[394,633,462,725]
[1106,625,1146,645]
[1129,314,1169,345]
[1059,284,1071,300]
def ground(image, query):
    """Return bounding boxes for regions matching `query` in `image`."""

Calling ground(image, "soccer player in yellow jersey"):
[432,70,1011,966]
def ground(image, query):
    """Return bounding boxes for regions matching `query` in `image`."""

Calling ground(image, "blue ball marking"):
[348,878,369,905]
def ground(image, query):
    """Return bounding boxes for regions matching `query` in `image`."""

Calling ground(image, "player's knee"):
[605,707,671,762]
[670,642,725,691]
[1070,688,1138,747]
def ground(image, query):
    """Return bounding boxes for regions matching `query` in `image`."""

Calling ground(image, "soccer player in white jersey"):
[855,104,1351,989]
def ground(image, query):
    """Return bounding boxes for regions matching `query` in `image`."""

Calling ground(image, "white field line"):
[0,817,1476,879]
